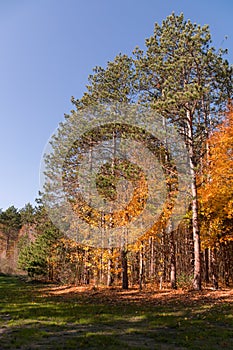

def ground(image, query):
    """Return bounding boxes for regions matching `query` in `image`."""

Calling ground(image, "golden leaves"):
[199,108,233,247]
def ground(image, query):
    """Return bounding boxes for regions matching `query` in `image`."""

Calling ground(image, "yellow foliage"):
[199,107,233,248]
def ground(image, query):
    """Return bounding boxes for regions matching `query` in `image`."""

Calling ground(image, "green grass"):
[0,275,232,349]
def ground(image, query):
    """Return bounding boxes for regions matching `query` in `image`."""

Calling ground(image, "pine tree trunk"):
[191,163,201,290]
[186,112,201,290]
[163,115,177,289]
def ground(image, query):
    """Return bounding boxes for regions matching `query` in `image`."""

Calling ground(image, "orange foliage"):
[199,107,233,247]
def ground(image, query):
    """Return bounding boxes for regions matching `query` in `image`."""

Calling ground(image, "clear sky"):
[0,0,232,210]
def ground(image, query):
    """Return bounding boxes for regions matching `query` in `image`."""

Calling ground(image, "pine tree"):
[134,13,232,290]
[42,13,232,290]
[18,205,61,279]
[0,206,22,252]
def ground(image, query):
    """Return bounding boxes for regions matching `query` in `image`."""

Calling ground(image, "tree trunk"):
[211,247,218,290]
[204,248,210,284]
[139,242,144,290]
[149,237,155,280]
[169,227,177,289]
[107,248,114,287]
[121,248,128,290]
[191,162,201,290]
[186,112,201,290]
[163,115,177,289]
[223,244,230,287]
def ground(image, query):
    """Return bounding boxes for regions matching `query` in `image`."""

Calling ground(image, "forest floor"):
[0,275,233,349]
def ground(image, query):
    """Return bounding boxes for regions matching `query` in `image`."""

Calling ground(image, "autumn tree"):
[199,107,233,287]
[72,16,232,290]
[42,13,232,290]
[133,13,232,290]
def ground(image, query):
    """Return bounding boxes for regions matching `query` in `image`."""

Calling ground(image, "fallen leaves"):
[38,284,233,307]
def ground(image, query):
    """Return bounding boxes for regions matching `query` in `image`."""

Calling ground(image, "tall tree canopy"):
[133,13,232,290]
[45,13,232,290]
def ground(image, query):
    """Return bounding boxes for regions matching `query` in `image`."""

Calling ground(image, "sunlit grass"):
[0,275,232,349]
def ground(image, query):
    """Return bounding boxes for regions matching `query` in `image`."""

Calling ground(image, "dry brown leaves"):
[38,284,233,307]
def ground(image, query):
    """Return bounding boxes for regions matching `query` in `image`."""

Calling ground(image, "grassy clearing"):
[0,275,232,349]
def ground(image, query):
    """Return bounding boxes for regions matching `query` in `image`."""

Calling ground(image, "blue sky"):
[0,0,232,210]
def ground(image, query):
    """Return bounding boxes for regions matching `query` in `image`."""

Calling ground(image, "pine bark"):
[186,111,201,290]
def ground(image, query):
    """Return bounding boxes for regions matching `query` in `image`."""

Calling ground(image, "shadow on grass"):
[0,275,232,350]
